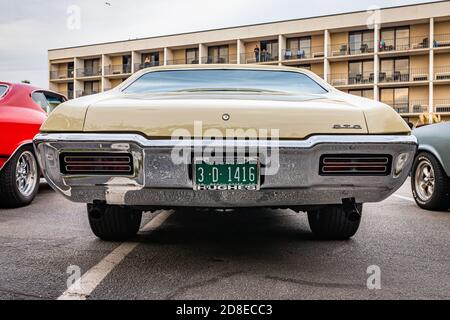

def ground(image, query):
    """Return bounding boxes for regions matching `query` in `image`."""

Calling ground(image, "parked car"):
[411,122,450,211]
[0,82,66,207]
[34,65,417,241]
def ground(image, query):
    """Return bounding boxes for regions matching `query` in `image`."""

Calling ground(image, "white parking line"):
[393,194,416,202]
[57,210,173,300]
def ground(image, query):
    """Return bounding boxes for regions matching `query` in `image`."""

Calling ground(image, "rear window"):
[123,69,327,95]
[32,91,66,113]
[0,85,8,98]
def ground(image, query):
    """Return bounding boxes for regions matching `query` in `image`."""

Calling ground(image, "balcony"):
[382,100,428,114]
[134,61,161,72]
[76,90,99,97]
[104,64,132,76]
[201,54,237,64]
[76,67,102,78]
[329,43,374,57]
[166,58,199,65]
[434,99,450,113]
[328,72,374,87]
[378,68,429,84]
[281,47,325,61]
[433,34,450,48]
[59,91,74,100]
[434,66,450,81]
[379,35,429,53]
[50,69,74,80]
[240,52,278,64]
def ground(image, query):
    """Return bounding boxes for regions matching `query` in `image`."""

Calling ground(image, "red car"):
[0,82,66,207]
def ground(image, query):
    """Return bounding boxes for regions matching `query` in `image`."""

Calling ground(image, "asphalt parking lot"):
[0,179,449,300]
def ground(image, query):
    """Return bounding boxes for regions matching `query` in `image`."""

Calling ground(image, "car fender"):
[417,144,450,177]
[0,140,35,171]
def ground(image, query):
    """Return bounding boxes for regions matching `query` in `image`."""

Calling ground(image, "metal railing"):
[281,47,325,60]
[76,67,102,78]
[433,34,450,48]
[201,55,238,64]
[434,99,450,113]
[378,68,429,83]
[329,42,374,57]
[240,52,278,64]
[134,61,161,72]
[382,100,428,114]
[379,35,429,52]
[328,72,374,86]
[49,69,74,80]
[104,64,132,75]
[76,90,99,97]
[434,66,450,80]
[166,58,199,65]
[59,91,74,100]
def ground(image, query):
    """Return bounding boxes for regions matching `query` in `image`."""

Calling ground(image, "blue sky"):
[0,0,440,87]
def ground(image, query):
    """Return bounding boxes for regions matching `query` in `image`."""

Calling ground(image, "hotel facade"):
[48,1,450,122]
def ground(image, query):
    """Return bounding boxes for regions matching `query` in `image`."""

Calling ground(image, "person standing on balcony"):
[254,45,260,63]
[144,56,151,68]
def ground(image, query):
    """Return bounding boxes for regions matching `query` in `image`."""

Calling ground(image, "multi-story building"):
[48,1,450,122]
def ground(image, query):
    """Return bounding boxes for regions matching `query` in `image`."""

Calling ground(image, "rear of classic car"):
[34,65,417,241]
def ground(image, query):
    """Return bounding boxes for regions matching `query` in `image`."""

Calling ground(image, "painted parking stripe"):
[393,194,416,202]
[57,210,173,300]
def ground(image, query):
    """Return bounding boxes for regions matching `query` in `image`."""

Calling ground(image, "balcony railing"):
[76,90,99,97]
[166,58,199,65]
[434,66,450,80]
[50,69,74,80]
[59,91,74,100]
[378,68,429,83]
[134,61,161,72]
[281,47,325,60]
[104,64,132,75]
[76,67,102,78]
[328,72,374,86]
[434,99,450,113]
[382,100,428,114]
[433,34,450,48]
[240,52,278,64]
[329,42,374,57]
[201,55,238,64]
[379,35,429,52]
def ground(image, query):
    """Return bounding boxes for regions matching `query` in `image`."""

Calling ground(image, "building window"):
[83,81,100,95]
[286,37,311,59]
[83,59,101,76]
[380,58,410,82]
[349,30,374,54]
[260,40,278,61]
[142,52,160,67]
[348,89,374,99]
[208,45,229,63]
[381,87,409,112]
[185,48,199,64]
[380,27,410,51]
[348,60,374,84]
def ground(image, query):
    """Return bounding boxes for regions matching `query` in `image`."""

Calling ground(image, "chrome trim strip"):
[34,133,417,148]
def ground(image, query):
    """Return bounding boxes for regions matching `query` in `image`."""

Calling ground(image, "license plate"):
[193,158,260,191]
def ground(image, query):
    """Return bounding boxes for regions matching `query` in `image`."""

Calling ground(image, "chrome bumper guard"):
[34,134,417,208]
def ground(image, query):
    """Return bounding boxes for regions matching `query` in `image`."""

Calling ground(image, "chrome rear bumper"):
[34,133,417,208]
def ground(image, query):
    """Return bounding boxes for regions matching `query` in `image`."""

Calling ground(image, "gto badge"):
[333,124,363,130]
[222,113,230,121]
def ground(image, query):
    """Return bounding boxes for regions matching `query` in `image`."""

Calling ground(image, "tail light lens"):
[60,152,133,175]
[319,154,392,176]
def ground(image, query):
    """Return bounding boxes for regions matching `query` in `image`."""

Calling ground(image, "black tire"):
[411,152,450,211]
[0,145,40,208]
[87,204,143,241]
[307,204,362,240]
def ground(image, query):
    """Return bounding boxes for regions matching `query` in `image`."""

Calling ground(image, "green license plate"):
[193,158,260,191]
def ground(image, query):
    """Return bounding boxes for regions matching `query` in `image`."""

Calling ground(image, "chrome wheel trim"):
[15,151,38,197]
[414,158,435,202]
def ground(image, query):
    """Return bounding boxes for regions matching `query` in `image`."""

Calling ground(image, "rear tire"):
[411,152,449,211]
[87,204,143,241]
[0,146,39,208]
[307,204,362,240]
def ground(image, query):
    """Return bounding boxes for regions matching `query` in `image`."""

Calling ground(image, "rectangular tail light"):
[319,154,392,176]
[59,152,133,175]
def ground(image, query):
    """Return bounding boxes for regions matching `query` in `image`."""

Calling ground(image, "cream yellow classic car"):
[34,65,417,241]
